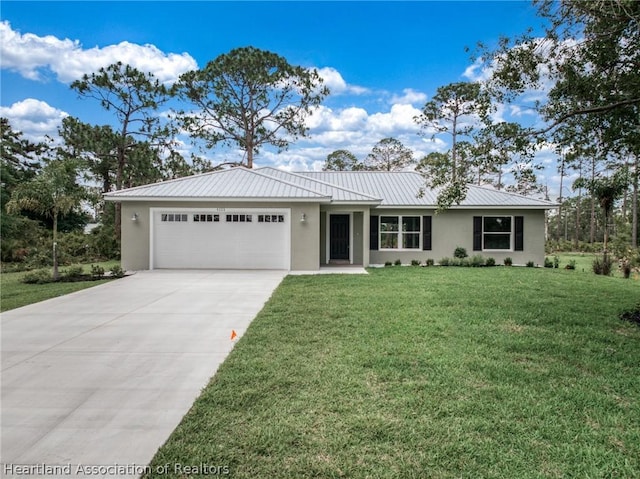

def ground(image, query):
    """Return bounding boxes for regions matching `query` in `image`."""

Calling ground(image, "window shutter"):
[370,215,379,251]
[422,216,432,250]
[515,216,524,251]
[473,216,482,251]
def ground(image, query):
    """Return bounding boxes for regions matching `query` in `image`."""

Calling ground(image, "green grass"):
[146,267,640,479]
[549,252,629,277]
[0,261,120,312]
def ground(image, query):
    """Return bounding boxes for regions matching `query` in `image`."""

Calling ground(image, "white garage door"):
[152,208,290,270]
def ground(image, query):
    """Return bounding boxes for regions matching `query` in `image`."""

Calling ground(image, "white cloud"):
[390,88,427,105]
[0,21,197,84]
[315,67,369,96]
[0,99,68,142]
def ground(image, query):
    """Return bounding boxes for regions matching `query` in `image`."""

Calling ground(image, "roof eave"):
[104,195,332,203]
[374,204,557,210]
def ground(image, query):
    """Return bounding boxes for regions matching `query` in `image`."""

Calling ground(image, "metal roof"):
[105,166,555,209]
[104,167,331,202]
[257,167,380,203]
[298,171,556,208]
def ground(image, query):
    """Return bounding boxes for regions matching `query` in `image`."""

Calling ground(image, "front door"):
[330,214,350,261]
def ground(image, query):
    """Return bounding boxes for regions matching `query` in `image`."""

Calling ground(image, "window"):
[257,214,285,223]
[380,216,399,249]
[161,213,188,222]
[193,214,219,222]
[226,214,253,223]
[483,216,512,250]
[379,215,421,250]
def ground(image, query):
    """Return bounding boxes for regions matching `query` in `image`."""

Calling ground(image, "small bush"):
[544,257,554,268]
[384,261,393,267]
[565,260,576,270]
[22,269,53,284]
[592,256,613,276]
[485,257,496,267]
[411,259,421,266]
[394,259,402,266]
[62,265,84,279]
[470,255,485,267]
[554,255,560,269]
[621,259,631,279]
[526,261,535,268]
[458,258,470,267]
[453,247,468,259]
[90,264,105,279]
[504,257,513,266]
[439,257,451,266]
[425,258,435,267]
[110,265,125,278]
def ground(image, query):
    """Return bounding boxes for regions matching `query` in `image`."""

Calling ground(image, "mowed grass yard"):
[147,267,640,479]
[0,261,119,312]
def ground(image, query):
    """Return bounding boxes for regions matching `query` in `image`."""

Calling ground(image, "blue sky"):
[1,1,561,195]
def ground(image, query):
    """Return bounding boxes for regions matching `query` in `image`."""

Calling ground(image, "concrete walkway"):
[1,270,286,477]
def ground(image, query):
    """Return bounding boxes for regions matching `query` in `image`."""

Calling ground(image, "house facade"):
[105,167,555,271]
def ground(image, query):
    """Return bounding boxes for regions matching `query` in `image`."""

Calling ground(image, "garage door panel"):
[153,209,289,270]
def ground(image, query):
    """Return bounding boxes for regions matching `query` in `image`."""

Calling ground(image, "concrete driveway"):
[1,270,286,476]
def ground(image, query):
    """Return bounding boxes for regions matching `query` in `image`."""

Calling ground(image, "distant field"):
[549,252,632,278]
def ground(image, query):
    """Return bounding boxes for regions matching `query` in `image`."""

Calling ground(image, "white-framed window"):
[483,216,512,250]
[379,215,421,250]
[161,213,188,222]
[193,214,219,222]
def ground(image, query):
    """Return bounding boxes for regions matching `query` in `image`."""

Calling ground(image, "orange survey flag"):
[230,330,238,340]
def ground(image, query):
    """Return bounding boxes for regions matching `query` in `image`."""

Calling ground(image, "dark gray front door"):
[330,214,350,260]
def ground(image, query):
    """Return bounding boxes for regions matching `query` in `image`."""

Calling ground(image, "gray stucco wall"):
[119,201,319,271]
[369,208,547,266]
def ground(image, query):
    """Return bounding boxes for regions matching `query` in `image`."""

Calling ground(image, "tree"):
[477,0,639,153]
[71,62,171,237]
[1,118,42,210]
[575,168,629,264]
[364,138,414,171]
[6,158,86,280]
[323,149,363,171]
[471,122,537,189]
[414,82,492,208]
[174,46,329,169]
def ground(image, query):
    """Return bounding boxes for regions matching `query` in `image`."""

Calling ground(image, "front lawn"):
[147,267,640,479]
[0,261,120,312]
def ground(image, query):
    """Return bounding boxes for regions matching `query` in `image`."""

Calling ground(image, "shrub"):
[439,257,451,266]
[592,256,613,276]
[470,255,485,267]
[565,260,576,270]
[485,257,496,267]
[22,269,53,284]
[110,265,125,278]
[62,265,84,279]
[504,257,513,266]
[453,246,468,259]
[90,264,105,279]
[425,258,435,267]
[394,259,402,266]
[458,258,470,267]
[384,261,393,267]
[544,257,554,268]
[526,261,535,268]
[411,259,421,266]
[554,255,560,269]
[621,259,631,279]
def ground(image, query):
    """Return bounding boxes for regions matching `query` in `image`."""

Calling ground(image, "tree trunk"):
[633,153,638,248]
[557,156,564,242]
[590,156,596,243]
[52,211,59,281]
